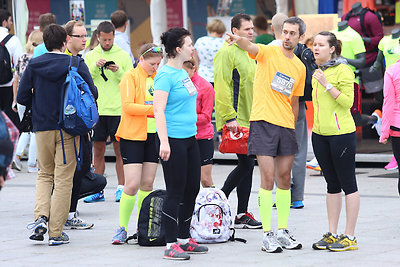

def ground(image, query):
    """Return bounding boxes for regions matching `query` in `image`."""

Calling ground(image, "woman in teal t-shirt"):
[154,27,208,261]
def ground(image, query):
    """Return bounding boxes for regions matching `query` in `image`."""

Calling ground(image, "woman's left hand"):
[312,69,329,87]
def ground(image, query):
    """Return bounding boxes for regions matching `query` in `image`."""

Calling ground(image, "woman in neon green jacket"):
[311,31,360,252]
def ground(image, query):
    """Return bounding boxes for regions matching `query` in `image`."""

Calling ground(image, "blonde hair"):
[206,19,226,35]
[26,30,43,54]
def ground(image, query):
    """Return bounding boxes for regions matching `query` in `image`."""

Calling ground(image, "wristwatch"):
[326,83,333,91]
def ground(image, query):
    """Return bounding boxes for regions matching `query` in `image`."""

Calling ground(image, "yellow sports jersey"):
[249,45,305,129]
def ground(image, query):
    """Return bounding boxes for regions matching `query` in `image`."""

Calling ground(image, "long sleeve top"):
[192,72,215,140]
[380,59,400,142]
[312,63,356,136]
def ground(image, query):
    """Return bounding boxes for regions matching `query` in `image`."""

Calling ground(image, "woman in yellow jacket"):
[311,32,360,252]
[112,44,163,244]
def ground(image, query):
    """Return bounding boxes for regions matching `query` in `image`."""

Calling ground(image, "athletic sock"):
[177,238,190,245]
[119,192,136,231]
[346,235,355,240]
[136,189,152,215]
[117,185,124,190]
[258,188,273,232]
[68,212,75,220]
[166,242,175,249]
[276,187,291,229]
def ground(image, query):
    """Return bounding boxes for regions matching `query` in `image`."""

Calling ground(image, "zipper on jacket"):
[334,111,340,131]
[315,82,321,133]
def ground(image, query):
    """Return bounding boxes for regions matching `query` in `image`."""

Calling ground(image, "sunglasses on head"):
[141,47,163,57]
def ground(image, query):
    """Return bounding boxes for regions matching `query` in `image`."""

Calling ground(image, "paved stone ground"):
[1,162,399,266]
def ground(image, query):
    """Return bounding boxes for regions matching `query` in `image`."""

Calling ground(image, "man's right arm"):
[226,33,259,56]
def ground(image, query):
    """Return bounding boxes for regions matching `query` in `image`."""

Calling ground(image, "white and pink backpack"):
[190,188,234,243]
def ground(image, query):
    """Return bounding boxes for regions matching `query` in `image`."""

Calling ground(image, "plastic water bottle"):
[65,104,76,115]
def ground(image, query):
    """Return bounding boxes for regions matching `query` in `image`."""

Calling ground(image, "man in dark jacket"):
[17,24,97,246]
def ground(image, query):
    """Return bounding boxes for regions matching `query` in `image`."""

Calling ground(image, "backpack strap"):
[228,228,247,243]
[70,55,80,71]
[0,34,13,46]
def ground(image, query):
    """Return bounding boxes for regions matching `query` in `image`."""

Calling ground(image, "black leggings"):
[312,132,358,195]
[159,136,200,243]
[221,154,255,213]
[391,137,400,195]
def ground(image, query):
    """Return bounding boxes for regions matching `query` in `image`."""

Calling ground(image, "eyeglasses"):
[69,34,88,38]
[141,47,163,57]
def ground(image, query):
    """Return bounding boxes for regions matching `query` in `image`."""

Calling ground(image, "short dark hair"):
[160,27,191,58]
[39,13,57,31]
[283,17,306,36]
[0,9,11,24]
[43,24,67,51]
[231,13,251,32]
[253,15,268,31]
[110,10,128,29]
[97,21,115,35]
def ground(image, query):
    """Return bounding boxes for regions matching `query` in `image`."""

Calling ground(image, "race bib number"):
[271,71,295,97]
[182,77,197,96]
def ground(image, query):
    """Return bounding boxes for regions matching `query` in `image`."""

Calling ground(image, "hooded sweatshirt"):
[312,57,355,136]
[17,52,97,132]
[84,44,133,116]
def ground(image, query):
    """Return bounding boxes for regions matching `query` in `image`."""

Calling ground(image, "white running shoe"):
[277,229,302,250]
[261,231,283,253]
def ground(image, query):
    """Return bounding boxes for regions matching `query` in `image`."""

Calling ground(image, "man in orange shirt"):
[226,17,306,253]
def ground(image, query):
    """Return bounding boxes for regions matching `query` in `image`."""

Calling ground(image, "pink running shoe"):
[385,156,398,171]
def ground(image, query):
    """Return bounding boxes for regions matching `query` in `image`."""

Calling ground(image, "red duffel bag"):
[218,125,249,155]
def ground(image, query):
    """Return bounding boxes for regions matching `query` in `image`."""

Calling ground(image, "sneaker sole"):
[291,205,304,209]
[84,198,105,203]
[328,245,358,252]
[234,223,263,229]
[282,243,302,250]
[112,240,126,245]
[261,246,283,253]
[29,226,47,241]
[385,166,398,171]
[65,224,94,230]
[312,244,328,250]
[48,240,69,246]
[163,255,190,260]
[184,250,208,254]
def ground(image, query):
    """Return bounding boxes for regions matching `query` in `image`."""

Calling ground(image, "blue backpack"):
[58,56,98,136]
[58,56,98,169]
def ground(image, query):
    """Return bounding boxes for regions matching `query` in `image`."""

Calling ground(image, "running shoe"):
[28,165,38,173]
[164,243,190,260]
[112,226,127,244]
[12,157,22,171]
[84,191,105,203]
[385,156,398,171]
[179,238,208,254]
[276,228,302,249]
[327,234,358,252]
[290,200,304,209]
[65,215,94,230]
[312,232,338,250]
[234,212,262,229]
[371,109,382,136]
[27,216,47,241]
[115,187,123,202]
[48,232,69,246]
[306,157,321,172]
[126,232,138,244]
[261,231,283,253]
